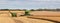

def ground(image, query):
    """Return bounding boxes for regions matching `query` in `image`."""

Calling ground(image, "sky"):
[0,0,60,10]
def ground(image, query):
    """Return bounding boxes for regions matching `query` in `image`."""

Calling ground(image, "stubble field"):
[0,11,60,23]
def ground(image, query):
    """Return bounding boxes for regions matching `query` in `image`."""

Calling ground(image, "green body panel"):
[11,13,17,17]
[25,10,30,16]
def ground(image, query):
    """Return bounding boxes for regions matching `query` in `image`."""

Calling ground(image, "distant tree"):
[36,9,43,11]
[30,9,35,11]
[56,8,60,11]
[36,9,40,11]
[0,9,9,10]
[22,9,26,11]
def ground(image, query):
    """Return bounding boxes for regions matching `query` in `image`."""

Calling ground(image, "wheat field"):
[0,11,60,23]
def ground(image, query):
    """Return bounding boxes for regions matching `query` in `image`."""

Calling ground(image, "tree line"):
[0,9,60,11]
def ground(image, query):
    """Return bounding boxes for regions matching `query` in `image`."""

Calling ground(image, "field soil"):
[30,11,60,17]
[0,17,56,23]
[0,17,15,23]
[0,11,60,23]
[12,17,55,23]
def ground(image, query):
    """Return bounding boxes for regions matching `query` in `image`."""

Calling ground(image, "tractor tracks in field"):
[10,17,60,23]
[11,17,23,23]
[27,17,60,23]
[13,19,23,23]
